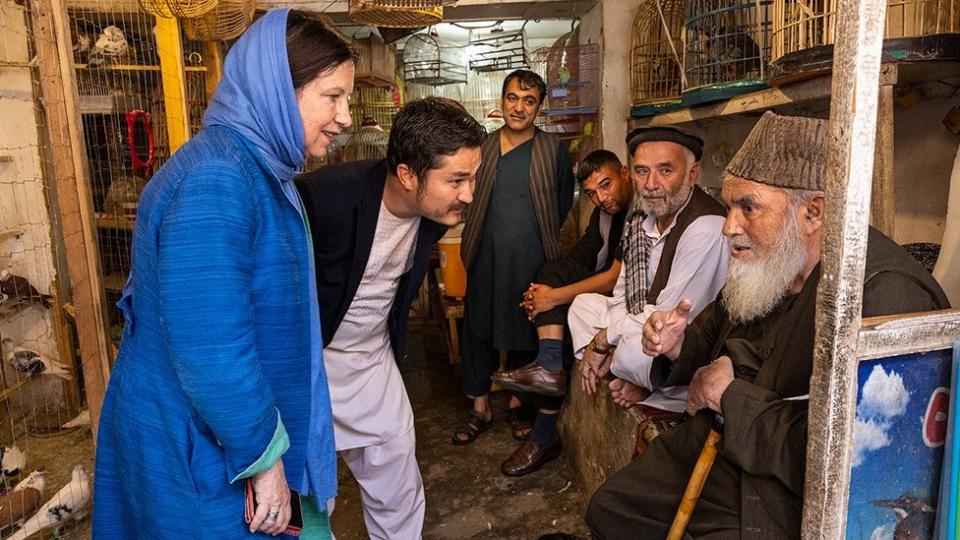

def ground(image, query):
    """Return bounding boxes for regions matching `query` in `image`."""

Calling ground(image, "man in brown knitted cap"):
[583,111,950,539]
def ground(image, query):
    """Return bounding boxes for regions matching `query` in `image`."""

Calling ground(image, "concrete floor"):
[330,319,592,540]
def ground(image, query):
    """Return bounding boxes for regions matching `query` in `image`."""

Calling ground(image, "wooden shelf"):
[96,215,135,231]
[355,72,394,88]
[630,62,904,127]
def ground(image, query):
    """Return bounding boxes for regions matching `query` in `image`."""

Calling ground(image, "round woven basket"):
[138,0,173,18]
[349,0,444,28]
[184,0,256,41]
[161,0,219,19]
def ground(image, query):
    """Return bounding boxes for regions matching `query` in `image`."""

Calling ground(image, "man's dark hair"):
[286,10,360,91]
[576,150,623,184]
[387,97,487,187]
[501,69,547,103]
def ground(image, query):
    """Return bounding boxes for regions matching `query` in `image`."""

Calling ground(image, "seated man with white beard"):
[583,111,950,539]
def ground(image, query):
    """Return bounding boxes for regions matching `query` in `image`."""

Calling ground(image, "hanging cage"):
[468,29,529,72]
[341,118,390,162]
[348,0,446,28]
[682,0,773,106]
[529,30,600,116]
[402,34,467,85]
[137,0,218,19]
[630,0,686,118]
[183,0,256,41]
[770,0,960,83]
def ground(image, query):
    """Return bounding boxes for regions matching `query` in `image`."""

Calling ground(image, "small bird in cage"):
[0,271,52,310]
[61,409,90,430]
[87,25,129,68]
[71,24,91,65]
[696,24,762,82]
[2,341,72,381]
[6,465,90,540]
[0,470,46,534]
[652,57,682,95]
[0,445,26,477]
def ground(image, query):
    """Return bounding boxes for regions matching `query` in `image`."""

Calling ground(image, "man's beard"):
[639,181,693,218]
[722,210,809,324]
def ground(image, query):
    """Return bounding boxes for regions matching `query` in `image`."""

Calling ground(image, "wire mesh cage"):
[341,118,390,162]
[348,0,444,28]
[682,0,772,106]
[350,85,399,131]
[183,0,255,41]
[468,29,528,72]
[529,34,600,115]
[403,33,467,85]
[404,78,465,101]
[462,69,507,122]
[630,0,685,117]
[770,0,960,81]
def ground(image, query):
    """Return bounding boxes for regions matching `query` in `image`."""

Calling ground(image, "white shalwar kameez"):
[324,201,424,539]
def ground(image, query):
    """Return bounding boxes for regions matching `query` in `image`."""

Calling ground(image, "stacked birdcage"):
[462,70,507,123]
[682,0,772,106]
[631,0,686,117]
[529,33,600,115]
[403,34,467,85]
[468,29,529,72]
[770,0,960,82]
[341,118,391,162]
[350,85,399,131]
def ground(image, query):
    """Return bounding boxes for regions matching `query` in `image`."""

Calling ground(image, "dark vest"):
[645,186,728,304]
[461,128,562,269]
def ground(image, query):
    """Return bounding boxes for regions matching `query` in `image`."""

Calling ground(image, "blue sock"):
[531,412,559,446]
[536,338,564,371]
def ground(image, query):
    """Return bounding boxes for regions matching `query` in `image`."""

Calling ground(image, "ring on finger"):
[265,507,280,522]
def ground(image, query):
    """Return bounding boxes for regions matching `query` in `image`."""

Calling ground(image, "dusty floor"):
[330,320,591,540]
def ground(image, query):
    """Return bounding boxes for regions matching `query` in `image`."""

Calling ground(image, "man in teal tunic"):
[454,69,574,445]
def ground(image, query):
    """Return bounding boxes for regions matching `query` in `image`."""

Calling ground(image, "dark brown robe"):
[585,228,950,540]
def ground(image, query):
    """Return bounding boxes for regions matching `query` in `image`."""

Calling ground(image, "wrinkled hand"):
[249,459,291,536]
[685,355,735,416]
[579,345,613,396]
[642,298,693,360]
[519,283,560,320]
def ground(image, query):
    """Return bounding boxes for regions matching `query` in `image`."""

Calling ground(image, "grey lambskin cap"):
[725,111,828,191]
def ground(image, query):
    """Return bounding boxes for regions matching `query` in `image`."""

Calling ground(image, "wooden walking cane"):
[666,414,725,540]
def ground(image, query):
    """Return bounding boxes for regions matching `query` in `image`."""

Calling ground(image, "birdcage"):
[183,0,256,41]
[348,0,445,28]
[350,85,399,131]
[462,70,507,122]
[529,35,600,115]
[403,34,467,85]
[341,118,391,162]
[769,0,960,83]
[682,0,773,106]
[630,0,685,118]
[137,0,218,19]
[468,29,529,72]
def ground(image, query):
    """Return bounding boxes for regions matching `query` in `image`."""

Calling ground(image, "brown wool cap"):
[626,125,704,161]
[725,111,828,191]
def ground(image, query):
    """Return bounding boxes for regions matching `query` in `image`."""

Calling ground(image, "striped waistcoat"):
[461,128,562,269]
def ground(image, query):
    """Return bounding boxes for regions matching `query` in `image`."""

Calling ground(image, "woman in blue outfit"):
[92,9,356,538]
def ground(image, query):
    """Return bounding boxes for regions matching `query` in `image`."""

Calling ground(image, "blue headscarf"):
[204,8,305,183]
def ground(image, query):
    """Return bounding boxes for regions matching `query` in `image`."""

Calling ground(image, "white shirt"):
[324,201,421,450]
[599,208,729,388]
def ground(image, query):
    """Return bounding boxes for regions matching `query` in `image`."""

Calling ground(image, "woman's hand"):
[249,459,291,536]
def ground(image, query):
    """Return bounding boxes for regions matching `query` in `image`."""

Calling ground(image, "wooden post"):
[28,0,112,441]
[871,68,897,239]
[801,0,888,537]
[155,15,190,153]
[202,41,223,105]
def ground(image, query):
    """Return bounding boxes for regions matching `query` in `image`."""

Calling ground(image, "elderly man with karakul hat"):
[582,111,950,539]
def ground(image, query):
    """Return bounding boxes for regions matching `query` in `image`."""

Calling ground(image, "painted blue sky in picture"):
[846,349,952,540]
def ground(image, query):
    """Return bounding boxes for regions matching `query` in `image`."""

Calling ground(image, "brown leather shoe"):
[501,438,563,476]
[491,362,567,396]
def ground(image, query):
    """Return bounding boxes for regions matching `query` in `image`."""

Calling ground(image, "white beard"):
[722,211,809,324]
[639,181,693,218]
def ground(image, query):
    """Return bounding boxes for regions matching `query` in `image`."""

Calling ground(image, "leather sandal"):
[451,410,492,446]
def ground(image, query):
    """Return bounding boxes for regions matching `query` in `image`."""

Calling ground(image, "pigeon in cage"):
[61,410,90,430]
[695,24,762,82]
[0,469,46,534]
[3,344,72,381]
[87,25,129,68]
[6,465,90,540]
[0,445,26,477]
[0,270,52,310]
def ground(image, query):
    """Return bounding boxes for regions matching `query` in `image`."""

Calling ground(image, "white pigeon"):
[7,465,90,540]
[87,25,128,67]
[61,410,90,429]
[0,445,26,477]
[5,347,72,380]
[12,469,46,495]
